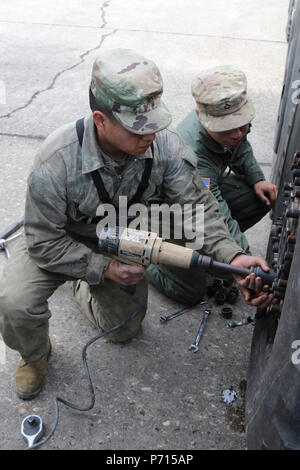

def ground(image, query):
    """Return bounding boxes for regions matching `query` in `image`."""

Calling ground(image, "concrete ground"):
[0,0,288,451]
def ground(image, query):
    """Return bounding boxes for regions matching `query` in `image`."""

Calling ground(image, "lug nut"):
[294,177,300,186]
[273,290,285,300]
[278,279,288,288]
[285,209,300,218]
[293,169,300,178]
[267,304,282,314]
[284,251,294,262]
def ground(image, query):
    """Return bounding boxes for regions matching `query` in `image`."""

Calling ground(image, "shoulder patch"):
[201,177,210,189]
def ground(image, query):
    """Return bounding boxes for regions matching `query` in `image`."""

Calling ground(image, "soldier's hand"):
[230,254,273,309]
[104,259,146,286]
[253,180,278,208]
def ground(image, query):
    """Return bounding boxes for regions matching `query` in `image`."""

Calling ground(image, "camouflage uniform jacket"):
[177,111,266,247]
[24,114,244,285]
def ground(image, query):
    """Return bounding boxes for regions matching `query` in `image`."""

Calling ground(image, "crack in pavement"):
[0,0,116,121]
[0,132,45,140]
[116,28,286,44]
[0,0,284,125]
[0,20,286,45]
[0,20,110,30]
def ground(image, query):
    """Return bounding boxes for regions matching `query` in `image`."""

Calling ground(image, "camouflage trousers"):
[0,235,147,363]
[220,174,270,234]
[146,174,269,305]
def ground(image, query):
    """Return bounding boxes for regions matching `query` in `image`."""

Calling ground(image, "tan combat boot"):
[15,338,51,400]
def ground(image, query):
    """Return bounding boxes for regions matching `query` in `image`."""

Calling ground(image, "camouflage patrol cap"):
[90,48,172,135]
[191,65,255,132]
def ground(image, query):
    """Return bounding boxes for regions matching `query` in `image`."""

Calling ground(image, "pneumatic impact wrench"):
[97,227,276,287]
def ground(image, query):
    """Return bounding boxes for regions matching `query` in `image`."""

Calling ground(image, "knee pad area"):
[0,287,48,325]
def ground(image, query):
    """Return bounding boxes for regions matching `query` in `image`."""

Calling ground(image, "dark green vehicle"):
[246,0,300,450]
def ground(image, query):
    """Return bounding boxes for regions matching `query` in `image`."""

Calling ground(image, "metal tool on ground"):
[221,306,233,319]
[226,285,239,304]
[160,306,192,323]
[227,307,267,329]
[207,278,223,297]
[188,309,211,353]
[98,227,277,286]
[227,314,256,328]
[160,300,207,322]
[0,216,24,258]
[21,415,44,449]
[214,286,227,305]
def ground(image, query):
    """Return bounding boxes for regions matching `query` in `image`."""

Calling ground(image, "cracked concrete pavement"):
[0,0,288,451]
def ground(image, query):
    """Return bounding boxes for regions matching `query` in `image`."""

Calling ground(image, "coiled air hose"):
[25,286,143,450]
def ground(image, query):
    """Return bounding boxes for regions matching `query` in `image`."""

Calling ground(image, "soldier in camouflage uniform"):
[0,51,272,400]
[147,65,277,303]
